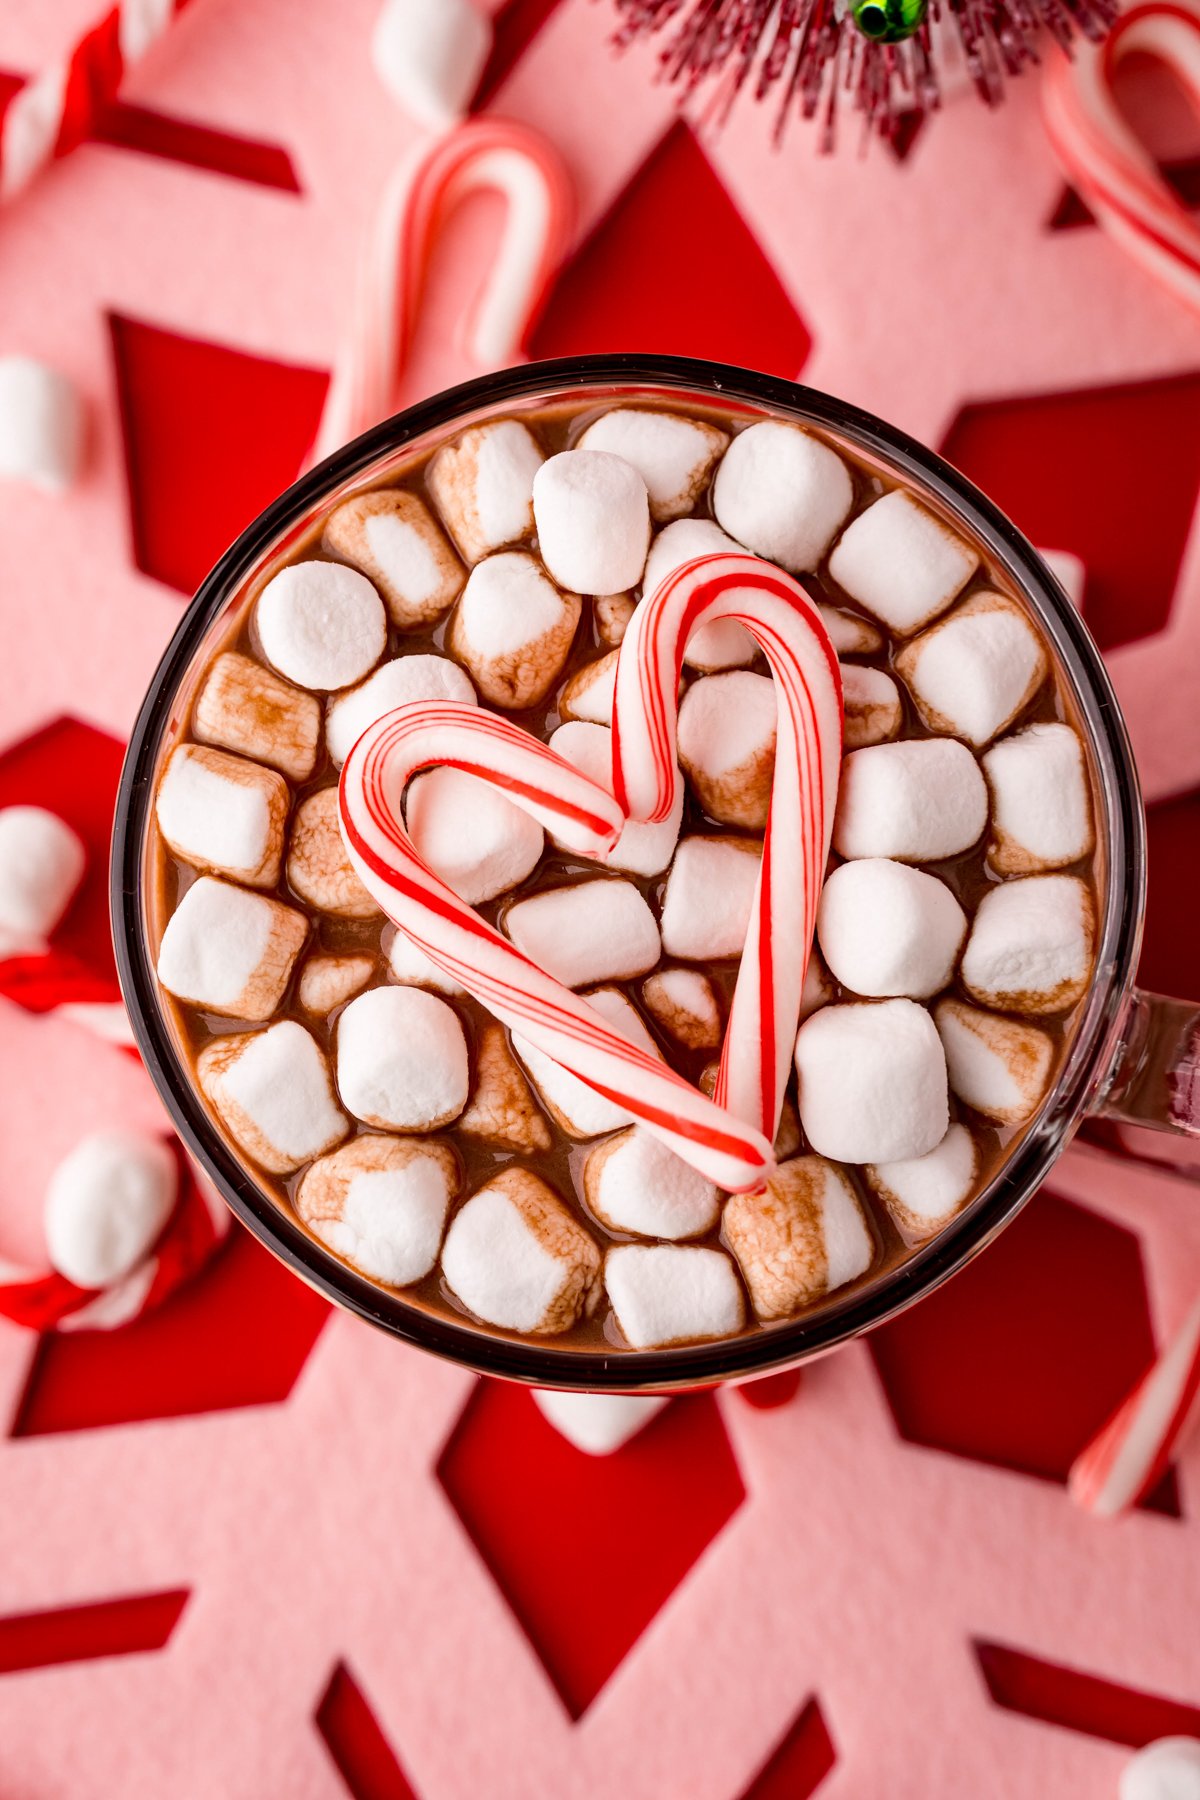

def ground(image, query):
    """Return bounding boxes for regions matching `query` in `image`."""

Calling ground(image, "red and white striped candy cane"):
[1070,1294,1200,1516]
[313,117,572,463]
[0,946,136,1051]
[1042,0,1200,318]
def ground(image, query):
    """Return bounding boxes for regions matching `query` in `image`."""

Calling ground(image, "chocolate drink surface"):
[148,398,1101,1353]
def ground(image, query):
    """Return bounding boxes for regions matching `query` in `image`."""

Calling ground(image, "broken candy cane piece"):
[1070,1297,1200,1519]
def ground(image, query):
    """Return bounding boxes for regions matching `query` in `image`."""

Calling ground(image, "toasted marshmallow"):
[576,409,727,522]
[559,647,617,725]
[287,788,379,917]
[296,1133,459,1286]
[428,418,543,563]
[816,859,966,999]
[337,985,469,1131]
[505,879,660,987]
[457,1022,552,1153]
[841,663,902,750]
[982,723,1094,873]
[584,1128,720,1240]
[198,1022,347,1172]
[818,605,884,657]
[156,745,289,889]
[448,551,580,709]
[514,987,661,1138]
[193,651,321,782]
[324,489,463,628]
[678,670,775,829]
[406,766,543,903]
[595,591,636,646]
[548,721,682,876]
[834,739,988,863]
[800,949,834,1021]
[1119,1739,1200,1800]
[442,1167,601,1334]
[660,836,760,961]
[44,1132,177,1288]
[386,929,466,996]
[157,877,307,1021]
[297,952,375,1015]
[0,806,85,950]
[326,653,477,767]
[642,517,756,670]
[896,593,1049,747]
[642,967,721,1050]
[606,1245,744,1348]
[713,421,853,573]
[794,999,949,1163]
[725,1156,873,1320]
[828,491,979,636]
[961,874,1093,1014]
[935,999,1054,1123]
[255,561,387,691]
[532,450,650,594]
[532,1390,669,1456]
[369,0,491,128]
[0,356,85,492]
[866,1122,977,1243]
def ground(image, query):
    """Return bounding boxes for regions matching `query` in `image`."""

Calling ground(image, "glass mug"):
[110,353,1196,1393]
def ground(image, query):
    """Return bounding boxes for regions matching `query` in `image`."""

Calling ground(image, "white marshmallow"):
[0,805,85,951]
[576,409,727,522]
[583,1128,720,1240]
[866,1122,978,1242]
[504,879,660,987]
[818,605,883,657]
[198,1021,348,1173]
[386,929,466,996]
[324,488,463,629]
[406,766,543,903]
[800,949,834,1021]
[816,859,966,999]
[1039,548,1087,609]
[157,876,307,1021]
[156,745,289,889]
[841,663,902,750]
[448,551,581,710]
[337,985,469,1131]
[428,418,543,564]
[44,1132,177,1288]
[532,450,650,594]
[194,651,321,782]
[295,1134,459,1286]
[514,987,661,1138]
[441,1167,601,1334]
[548,721,682,876]
[725,1156,874,1320]
[594,591,636,646]
[0,356,85,492]
[659,835,760,961]
[287,787,380,917]
[713,421,853,573]
[297,952,375,1015]
[982,723,1094,873]
[606,1245,744,1348]
[532,1390,669,1456]
[1119,1739,1200,1800]
[794,999,949,1163]
[457,1021,551,1153]
[678,670,775,829]
[558,647,617,725]
[642,967,721,1050]
[326,653,477,767]
[642,517,755,671]
[833,739,988,863]
[961,874,1094,1014]
[896,593,1049,747]
[255,561,387,691]
[369,0,491,128]
[827,490,979,636]
[935,998,1055,1124]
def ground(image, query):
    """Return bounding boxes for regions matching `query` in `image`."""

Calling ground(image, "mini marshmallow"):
[827,490,979,636]
[833,739,988,863]
[157,876,307,1021]
[155,745,289,889]
[386,929,466,996]
[428,418,543,564]
[532,450,650,594]
[559,648,617,725]
[935,998,1054,1124]
[0,806,85,950]
[816,858,966,998]
[369,0,491,128]
[576,408,727,522]
[505,879,660,987]
[324,489,463,628]
[642,967,721,1050]
[794,999,949,1163]
[532,1390,668,1456]
[295,1134,459,1286]
[548,721,682,876]
[584,1128,720,1240]
[44,1132,177,1288]
[642,518,756,670]
[659,836,760,961]
[800,949,834,1021]
[606,1245,744,1348]
[193,651,321,782]
[725,1156,874,1320]
[961,874,1094,1014]
[1119,1739,1200,1800]
[866,1122,978,1243]
[1039,548,1087,609]
[515,987,661,1138]
[982,722,1094,873]
[818,605,883,657]
[457,1021,552,1153]
[841,663,902,750]
[326,653,477,767]
[713,421,853,573]
[287,787,379,918]
[255,561,387,691]
[678,670,775,829]
[441,1167,601,1334]
[895,592,1049,747]
[337,985,469,1130]
[449,551,581,710]
[198,1021,348,1173]
[595,591,636,646]
[0,356,86,492]
[406,765,543,903]
[297,952,375,1015]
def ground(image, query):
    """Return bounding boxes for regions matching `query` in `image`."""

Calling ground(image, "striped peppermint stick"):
[1070,1294,1200,1516]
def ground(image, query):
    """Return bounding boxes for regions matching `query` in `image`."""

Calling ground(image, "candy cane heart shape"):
[339,702,778,1193]
[612,553,843,1147]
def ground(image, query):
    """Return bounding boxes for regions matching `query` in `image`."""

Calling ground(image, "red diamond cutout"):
[976,1640,1200,1747]
[316,1663,419,1800]
[740,1698,836,1799]
[0,1589,188,1674]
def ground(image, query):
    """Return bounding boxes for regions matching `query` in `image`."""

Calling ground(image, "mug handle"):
[1092,989,1200,1174]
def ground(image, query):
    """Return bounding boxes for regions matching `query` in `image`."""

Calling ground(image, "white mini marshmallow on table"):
[198,1021,348,1173]
[457,1021,551,1153]
[1119,1739,1200,1800]
[337,985,469,1131]
[156,876,307,1021]
[896,592,1049,747]
[324,489,464,629]
[816,858,966,999]
[532,450,650,594]
[326,654,477,767]
[594,591,636,646]
[558,647,617,725]
[677,670,776,829]
[641,517,755,671]
[387,929,466,996]
[44,1131,177,1288]
[935,998,1055,1124]
[834,739,988,863]
[642,967,721,1050]
[441,1167,601,1334]
[725,1155,874,1320]
[193,651,322,783]
[155,745,289,889]
[827,490,979,636]
[428,418,543,564]
[448,550,581,709]
[576,408,728,522]
[0,356,86,492]
[298,952,375,1016]
[532,1390,669,1456]
[406,765,544,903]
[548,720,682,876]
[606,1244,744,1348]
[794,999,949,1163]
[818,605,883,657]
[504,879,660,988]
[0,805,85,952]
[255,561,387,691]
[370,0,492,128]
[514,986,661,1138]
[841,663,902,750]
[712,420,853,573]
[961,874,1093,1014]
[659,835,761,961]
[287,788,380,918]
[295,1133,459,1286]
[982,722,1094,873]
[866,1122,978,1243]
[583,1127,720,1240]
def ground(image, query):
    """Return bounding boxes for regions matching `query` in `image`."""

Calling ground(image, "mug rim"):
[110,353,1146,1392]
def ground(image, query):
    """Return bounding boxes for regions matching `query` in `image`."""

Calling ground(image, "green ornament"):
[850,0,927,42]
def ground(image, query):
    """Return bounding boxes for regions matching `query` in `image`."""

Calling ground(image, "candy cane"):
[1070,1294,1200,1516]
[313,117,573,463]
[1042,0,1200,318]
[0,947,136,1051]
